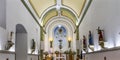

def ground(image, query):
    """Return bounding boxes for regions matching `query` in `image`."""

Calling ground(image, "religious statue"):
[31,39,36,54]
[88,31,94,51]
[83,35,87,52]
[5,41,14,50]
[97,27,105,49]
[5,32,14,50]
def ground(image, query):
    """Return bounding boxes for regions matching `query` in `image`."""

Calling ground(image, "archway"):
[53,25,67,51]
[44,16,76,51]
[15,24,27,60]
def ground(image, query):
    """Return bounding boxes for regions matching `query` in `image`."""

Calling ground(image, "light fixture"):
[68,37,71,48]
[49,38,53,48]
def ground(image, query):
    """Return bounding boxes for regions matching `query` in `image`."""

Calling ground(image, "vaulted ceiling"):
[27,0,86,25]
[29,0,56,17]
[62,0,86,17]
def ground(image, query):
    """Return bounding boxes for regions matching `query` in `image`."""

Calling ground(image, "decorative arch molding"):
[45,16,76,30]
[40,5,56,25]
[40,5,79,26]
[44,16,76,51]
[47,19,73,40]
[61,5,78,21]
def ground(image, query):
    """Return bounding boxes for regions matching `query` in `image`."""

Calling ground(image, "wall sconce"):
[68,37,71,48]
[49,39,53,48]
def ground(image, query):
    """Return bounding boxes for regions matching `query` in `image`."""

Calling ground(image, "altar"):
[53,54,66,60]
[55,57,66,60]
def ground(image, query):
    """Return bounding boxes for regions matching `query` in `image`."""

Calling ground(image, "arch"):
[53,25,68,51]
[16,24,27,33]
[44,16,76,51]
[39,5,78,26]
[45,16,76,30]
[15,24,27,60]
[45,16,75,40]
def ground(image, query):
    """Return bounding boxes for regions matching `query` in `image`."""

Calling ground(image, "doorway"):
[15,24,27,60]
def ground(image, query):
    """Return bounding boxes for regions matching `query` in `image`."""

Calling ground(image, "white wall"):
[0,53,15,60]
[85,50,120,60]
[79,0,120,60]
[0,0,40,60]
[0,53,38,60]
[79,0,120,50]
[6,0,40,54]
[28,55,38,60]
[0,0,6,29]
[0,27,7,50]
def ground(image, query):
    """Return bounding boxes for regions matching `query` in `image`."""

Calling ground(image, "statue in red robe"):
[97,27,105,48]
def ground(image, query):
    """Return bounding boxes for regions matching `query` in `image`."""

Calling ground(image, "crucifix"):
[58,39,62,60]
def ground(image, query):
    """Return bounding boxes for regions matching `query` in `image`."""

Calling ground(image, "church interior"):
[0,0,120,60]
